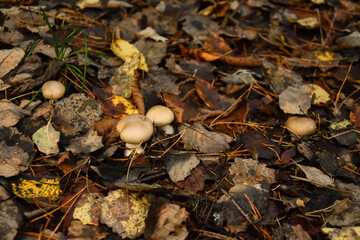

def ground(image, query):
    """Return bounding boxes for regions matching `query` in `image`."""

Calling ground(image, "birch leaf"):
[32,122,60,155]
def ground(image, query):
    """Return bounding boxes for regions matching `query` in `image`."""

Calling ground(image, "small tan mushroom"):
[42,81,66,100]
[285,116,316,137]
[146,105,175,134]
[116,114,154,156]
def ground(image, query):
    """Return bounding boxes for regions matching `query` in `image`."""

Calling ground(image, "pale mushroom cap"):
[146,105,174,127]
[42,81,66,100]
[285,116,316,137]
[116,114,153,144]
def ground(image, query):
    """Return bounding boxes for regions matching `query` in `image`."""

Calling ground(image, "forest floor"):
[1,0,360,239]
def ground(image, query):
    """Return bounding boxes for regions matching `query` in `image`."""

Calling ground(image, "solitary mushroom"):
[42,80,66,101]
[285,116,316,137]
[146,105,175,135]
[116,114,154,156]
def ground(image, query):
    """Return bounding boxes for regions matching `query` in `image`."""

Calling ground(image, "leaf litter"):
[1,1,360,239]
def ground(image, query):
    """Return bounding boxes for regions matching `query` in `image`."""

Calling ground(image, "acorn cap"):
[42,81,66,100]
[116,114,153,144]
[146,105,174,127]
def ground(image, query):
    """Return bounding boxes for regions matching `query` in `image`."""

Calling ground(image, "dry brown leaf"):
[179,123,233,153]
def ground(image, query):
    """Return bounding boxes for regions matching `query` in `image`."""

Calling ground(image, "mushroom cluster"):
[116,105,175,156]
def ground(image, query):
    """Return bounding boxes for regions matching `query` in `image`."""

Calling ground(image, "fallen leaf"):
[73,192,102,226]
[53,93,103,138]
[213,183,270,233]
[68,220,109,240]
[110,38,148,98]
[11,177,62,204]
[0,200,23,240]
[0,141,29,178]
[322,226,360,239]
[176,165,205,193]
[166,153,200,183]
[0,48,25,78]
[195,77,220,109]
[32,121,60,155]
[100,189,150,239]
[145,202,188,240]
[179,123,233,153]
[229,158,276,185]
[297,164,333,186]
[137,27,167,42]
[279,86,311,114]
[66,129,104,155]
[0,100,31,127]
[310,84,330,104]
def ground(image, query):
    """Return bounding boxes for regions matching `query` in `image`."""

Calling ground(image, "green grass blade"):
[39,8,60,58]
[25,38,41,61]
[22,87,42,109]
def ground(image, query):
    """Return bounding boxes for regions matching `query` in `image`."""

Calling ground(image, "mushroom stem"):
[158,124,175,135]
[124,143,144,157]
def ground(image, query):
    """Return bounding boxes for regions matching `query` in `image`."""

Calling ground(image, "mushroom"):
[146,105,175,135]
[116,114,154,156]
[285,116,316,137]
[42,80,66,101]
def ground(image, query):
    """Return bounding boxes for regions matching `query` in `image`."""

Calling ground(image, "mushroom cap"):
[285,116,316,137]
[116,114,153,144]
[146,105,174,127]
[42,81,66,100]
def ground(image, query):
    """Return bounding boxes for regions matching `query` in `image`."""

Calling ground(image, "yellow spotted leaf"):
[100,189,150,239]
[12,177,62,203]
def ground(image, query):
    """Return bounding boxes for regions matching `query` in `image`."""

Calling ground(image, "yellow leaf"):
[111,38,148,72]
[296,17,319,28]
[310,84,330,104]
[329,119,352,130]
[12,178,62,203]
[322,226,360,240]
[111,95,139,115]
[315,51,335,62]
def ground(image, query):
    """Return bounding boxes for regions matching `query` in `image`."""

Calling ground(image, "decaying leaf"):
[336,31,360,47]
[0,100,31,127]
[195,77,220,109]
[100,189,150,239]
[110,38,148,98]
[66,129,104,155]
[53,93,103,137]
[176,165,205,193]
[0,141,29,178]
[32,121,60,155]
[297,164,333,186]
[137,27,168,42]
[322,226,360,239]
[229,158,276,185]
[279,86,311,114]
[73,192,102,226]
[68,220,109,240]
[165,153,200,183]
[0,48,25,78]
[179,123,233,153]
[146,202,188,240]
[0,200,23,240]
[11,177,62,204]
[310,84,330,104]
[213,183,271,233]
